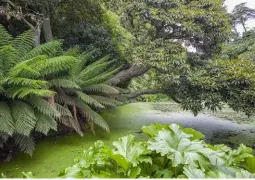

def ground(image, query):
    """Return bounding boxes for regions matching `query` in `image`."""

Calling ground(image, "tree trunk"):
[241,21,247,32]
[107,65,150,86]
[33,24,42,47]
[42,17,53,42]
[126,89,164,99]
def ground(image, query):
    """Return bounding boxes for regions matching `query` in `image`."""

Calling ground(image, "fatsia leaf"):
[112,135,151,167]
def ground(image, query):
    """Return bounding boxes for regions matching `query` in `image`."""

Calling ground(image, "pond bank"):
[1,102,255,178]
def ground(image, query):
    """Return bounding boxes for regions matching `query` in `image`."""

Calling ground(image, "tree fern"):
[74,98,110,132]
[10,101,37,136]
[83,84,119,94]
[89,95,122,107]
[78,59,114,81]
[60,116,83,136]
[0,132,9,148]
[55,88,75,105]
[48,79,80,89]
[0,25,13,46]
[35,111,57,135]
[11,30,34,58]
[0,102,15,135]
[26,97,61,118]
[22,40,63,60]
[69,49,97,77]
[39,56,78,76]
[14,134,35,156]
[75,90,105,109]
[81,66,121,86]
[6,87,55,99]
[6,78,48,89]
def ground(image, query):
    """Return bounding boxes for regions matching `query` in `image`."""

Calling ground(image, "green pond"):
[1,102,255,178]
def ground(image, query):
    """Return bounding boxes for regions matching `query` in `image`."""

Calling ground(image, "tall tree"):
[231,2,255,33]
[105,0,231,89]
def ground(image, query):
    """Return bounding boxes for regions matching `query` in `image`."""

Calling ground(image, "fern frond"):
[59,116,83,136]
[55,103,73,117]
[0,25,13,46]
[49,79,80,89]
[78,60,114,81]
[40,56,78,76]
[6,77,48,89]
[74,98,110,132]
[6,87,55,99]
[63,46,81,56]
[35,111,57,135]
[83,84,119,94]
[26,96,61,118]
[69,49,96,77]
[11,30,34,58]
[0,132,9,148]
[14,134,35,156]
[8,63,41,78]
[55,88,75,105]
[0,102,15,135]
[10,101,37,136]
[0,45,19,74]
[89,95,122,107]
[22,40,63,60]
[75,90,105,108]
[81,66,121,86]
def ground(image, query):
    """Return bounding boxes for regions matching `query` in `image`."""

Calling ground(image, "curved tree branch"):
[126,89,164,99]
[107,65,150,86]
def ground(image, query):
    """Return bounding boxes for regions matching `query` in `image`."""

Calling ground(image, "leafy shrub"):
[59,123,255,178]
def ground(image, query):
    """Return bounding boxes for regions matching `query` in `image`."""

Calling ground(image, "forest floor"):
[1,102,255,178]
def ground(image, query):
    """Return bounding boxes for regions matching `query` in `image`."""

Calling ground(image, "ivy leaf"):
[148,124,208,167]
[112,134,151,167]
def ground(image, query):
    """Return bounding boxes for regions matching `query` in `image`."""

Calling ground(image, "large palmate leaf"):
[112,135,151,167]
[147,124,209,167]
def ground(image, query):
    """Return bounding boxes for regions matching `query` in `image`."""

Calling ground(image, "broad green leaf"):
[183,166,205,178]
[59,165,83,178]
[128,167,141,178]
[112,135,151,167]
[244,156,255,173]
[148,124,208,167]
[182,128,205,140]
[141,123,169,137]
[22,172,34,178]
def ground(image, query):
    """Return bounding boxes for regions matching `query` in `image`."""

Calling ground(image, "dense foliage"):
[59,123,255,178]
[0,25,120,155]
